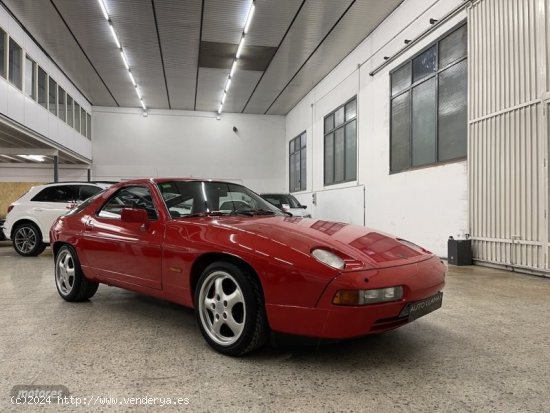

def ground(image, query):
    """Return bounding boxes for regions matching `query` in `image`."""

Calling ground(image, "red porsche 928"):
[50,178,445,356]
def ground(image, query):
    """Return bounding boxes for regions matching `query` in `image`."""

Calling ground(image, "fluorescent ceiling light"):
[218,104,223,114]
[221,92,227,104]
[230,60,237,77]
[244,2,255,34]
[97,0,109,20]
[236,36,245,59]
[109,24,120,48]
[19,155,45,162]
[128,71,136,86]
[120,50,129,69]
[225,77,232,92]
[140,100,146,110]
[135,86,142,100]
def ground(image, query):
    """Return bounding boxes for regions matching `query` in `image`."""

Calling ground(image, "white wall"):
[92,107,286,194]
[286,0,469,257]
[0,5,92,160]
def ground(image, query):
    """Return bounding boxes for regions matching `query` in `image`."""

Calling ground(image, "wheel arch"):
[190,252,265,300]
[11,218,42,239]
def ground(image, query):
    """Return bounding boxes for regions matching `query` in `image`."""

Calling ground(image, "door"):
[30,185,80,239]
[79,185,164,289]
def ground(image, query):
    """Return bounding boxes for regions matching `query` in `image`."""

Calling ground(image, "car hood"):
[192,215,434,271]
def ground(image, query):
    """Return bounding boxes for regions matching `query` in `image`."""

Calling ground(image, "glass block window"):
[390,24,467,173]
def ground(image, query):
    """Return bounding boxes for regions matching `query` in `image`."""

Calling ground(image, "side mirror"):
[121,208,148,224]
[300,205,307,209]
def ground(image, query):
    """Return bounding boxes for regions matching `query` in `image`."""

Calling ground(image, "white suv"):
[3,182,113,256]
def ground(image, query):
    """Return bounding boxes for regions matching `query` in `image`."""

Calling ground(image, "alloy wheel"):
[14,226,37,254]
[56,249,76,296]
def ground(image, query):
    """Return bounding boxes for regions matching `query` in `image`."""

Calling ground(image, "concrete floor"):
[0,241,549,413]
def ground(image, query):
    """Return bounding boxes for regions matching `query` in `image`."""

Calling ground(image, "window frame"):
[24,53,37,100]
[389,22,467,174]
[7,37,23,90]
[96,185,159,221]
[0,29,7,79]
[323,96,358,186]
[289,131,306,193]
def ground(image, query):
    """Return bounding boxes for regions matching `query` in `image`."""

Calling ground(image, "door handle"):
[33,208,44,212]
[84,219,93,231]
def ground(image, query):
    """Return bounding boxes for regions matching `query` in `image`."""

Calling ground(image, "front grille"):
[371,315,409,332]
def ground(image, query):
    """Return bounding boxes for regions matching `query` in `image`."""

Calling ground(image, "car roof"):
[115,178,234,185]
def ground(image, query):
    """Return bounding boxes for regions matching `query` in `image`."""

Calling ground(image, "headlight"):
[332,286,403,306]
[311,249,345,270]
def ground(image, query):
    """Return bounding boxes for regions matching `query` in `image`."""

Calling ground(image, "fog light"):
[332,286,403,306]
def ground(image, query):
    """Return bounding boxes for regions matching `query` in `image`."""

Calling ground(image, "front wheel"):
[55,245,98,302]
[195,262,269,356]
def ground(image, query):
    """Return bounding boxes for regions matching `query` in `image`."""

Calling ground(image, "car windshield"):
[262,194,301,209]
[157,181,284,218]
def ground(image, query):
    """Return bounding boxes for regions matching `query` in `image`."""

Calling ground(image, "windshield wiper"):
[230,208,276,216]
[179,211,228,218]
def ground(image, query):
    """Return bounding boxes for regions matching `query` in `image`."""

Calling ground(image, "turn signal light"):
[333,286,404,306]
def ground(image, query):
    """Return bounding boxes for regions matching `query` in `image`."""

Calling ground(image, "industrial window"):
[37,66,47,109]
[289,132,306,192]
[58,87,66,122]
[74,102,81,133]
[24,55,36,99]
[48,77,57,116]
[80,107,86,137]
[8,38,22,89]
[66,95,74,127]
[390,24,467,173]
[0,29,6,78]
[323,97,357,185]
[86,112,92,139]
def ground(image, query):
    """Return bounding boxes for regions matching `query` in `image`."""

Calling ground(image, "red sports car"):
[50,178,445,356]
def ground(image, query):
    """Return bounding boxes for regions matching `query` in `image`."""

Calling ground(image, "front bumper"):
[266,255,445,339]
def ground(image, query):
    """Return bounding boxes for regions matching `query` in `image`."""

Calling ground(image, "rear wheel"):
[195,262,269,356]
[13,222,46,257]
[55,245,98,302]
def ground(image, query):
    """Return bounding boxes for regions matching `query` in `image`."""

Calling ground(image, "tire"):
[195,261,269,356]
[55,245,99,302]
[12,222,46,257]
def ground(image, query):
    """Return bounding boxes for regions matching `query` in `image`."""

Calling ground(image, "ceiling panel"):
[195,67,230,112]
[242,0,354,114]
[106,0,169,109]
[246,0,304,47]
[267,0,404,115]
[202,0,251,45]
[223,70,263,113]
[154,0,202,110]
[2,0,116,106]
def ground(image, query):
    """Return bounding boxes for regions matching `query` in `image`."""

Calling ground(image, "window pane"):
[300,148,306,190]
[294,151,300,191]
[0,30,5,78]
[87,113,92,139]
[335,107,345,127]
[345,120,357,181]
[81,108,86,136]
[438,59,467,161]
[58,87,66,122]
[324,114,334,132]
[391,92,411,172]
[37,67,47,108]
[300,132,306,148]
[439,25,467,68]
[48,77,57,115]
[289,153,296,192]
[345,99,357,121]
[8,38,22,89]
[412,78,437,166]
[324,133,334,185]
[24,56,36,99]
[74,102,81,132]
[334,128,345,183]
[412,45,437,82]
[66,95,73,127]
[391,62,411,96]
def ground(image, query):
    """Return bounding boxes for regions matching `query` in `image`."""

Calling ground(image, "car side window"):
[78,185,101,201]
[31,185,78,203]
[97,186,158,220]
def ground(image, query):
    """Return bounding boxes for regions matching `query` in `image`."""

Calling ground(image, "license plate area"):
[399,292,443,321]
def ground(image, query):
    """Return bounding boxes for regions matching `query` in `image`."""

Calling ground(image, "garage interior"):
[1,0,550,411]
